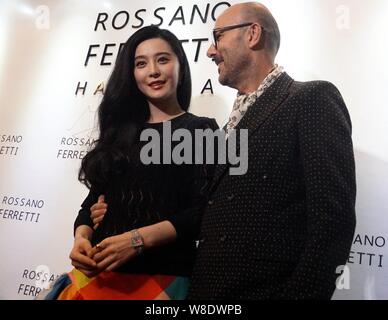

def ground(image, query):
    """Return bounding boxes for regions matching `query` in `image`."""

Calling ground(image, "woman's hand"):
[89,221,177,272]
[69,230,98,278]
[90,195,107,230]
[90,232,140,272]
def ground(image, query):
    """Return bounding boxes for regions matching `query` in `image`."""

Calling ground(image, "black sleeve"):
[167,117,219,241]
[277,81,356,299]
[73,188,99,236]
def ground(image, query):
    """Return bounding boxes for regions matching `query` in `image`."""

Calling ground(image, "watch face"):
[131,231,144,247]
[132,237,142,247]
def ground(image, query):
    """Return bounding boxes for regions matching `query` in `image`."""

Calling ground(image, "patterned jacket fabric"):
[187,72,356,300]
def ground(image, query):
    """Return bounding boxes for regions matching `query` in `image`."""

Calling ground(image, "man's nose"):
[207,44,217,59]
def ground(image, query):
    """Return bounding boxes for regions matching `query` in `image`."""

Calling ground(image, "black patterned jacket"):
[187,72,356,300]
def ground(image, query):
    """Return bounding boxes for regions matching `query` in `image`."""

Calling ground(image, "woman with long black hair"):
[49,26,218,300]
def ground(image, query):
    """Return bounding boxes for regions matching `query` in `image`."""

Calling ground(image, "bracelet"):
[130,229,144,255]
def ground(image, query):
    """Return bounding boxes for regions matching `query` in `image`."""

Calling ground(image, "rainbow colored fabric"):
[44,269,189,300]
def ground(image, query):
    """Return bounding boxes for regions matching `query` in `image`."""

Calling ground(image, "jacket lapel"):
[209,73,294,192]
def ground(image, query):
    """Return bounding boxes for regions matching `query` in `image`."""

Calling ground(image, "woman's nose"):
[149,62,160,78]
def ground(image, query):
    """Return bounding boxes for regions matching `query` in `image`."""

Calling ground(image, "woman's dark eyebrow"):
[134,52,172,60]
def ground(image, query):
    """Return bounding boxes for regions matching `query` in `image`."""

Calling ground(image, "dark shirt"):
[74,113,218,276]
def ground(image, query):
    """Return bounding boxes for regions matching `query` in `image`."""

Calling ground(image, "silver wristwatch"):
[130,229,144,254]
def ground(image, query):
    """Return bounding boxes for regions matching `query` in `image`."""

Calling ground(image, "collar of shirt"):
[235,65,284,112]
[224,65,284,134]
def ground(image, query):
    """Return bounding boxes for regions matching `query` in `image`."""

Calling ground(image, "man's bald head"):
[218,2,281,59]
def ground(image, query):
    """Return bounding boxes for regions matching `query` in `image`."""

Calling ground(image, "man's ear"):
[248,23,264,49]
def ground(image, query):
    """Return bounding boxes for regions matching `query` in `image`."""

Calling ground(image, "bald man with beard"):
[187,2,356,300]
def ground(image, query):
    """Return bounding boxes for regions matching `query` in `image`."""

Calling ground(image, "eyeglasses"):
[212,22,254,49]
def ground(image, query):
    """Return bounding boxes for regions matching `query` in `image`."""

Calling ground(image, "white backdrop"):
[0,0,387,300]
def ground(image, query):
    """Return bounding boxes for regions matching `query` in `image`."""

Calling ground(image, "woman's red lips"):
[149,81,165,87]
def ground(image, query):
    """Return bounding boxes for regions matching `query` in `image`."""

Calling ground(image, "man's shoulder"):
[284,77,349,121]
[289,78,341,98]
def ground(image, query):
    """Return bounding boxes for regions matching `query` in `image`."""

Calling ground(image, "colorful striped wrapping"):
[43,269,189,300]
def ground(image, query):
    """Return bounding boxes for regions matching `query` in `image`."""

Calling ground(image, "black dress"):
[74,112,218,277]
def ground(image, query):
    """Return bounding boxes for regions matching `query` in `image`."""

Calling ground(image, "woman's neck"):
[147,101,184,123]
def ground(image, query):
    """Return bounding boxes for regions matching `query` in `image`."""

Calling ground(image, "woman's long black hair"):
[79,26,192,192]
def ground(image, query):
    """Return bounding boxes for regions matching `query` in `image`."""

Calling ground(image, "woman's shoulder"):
[180,112,219,131]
